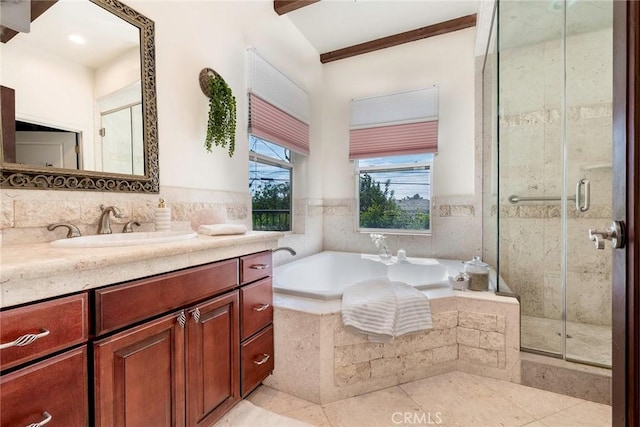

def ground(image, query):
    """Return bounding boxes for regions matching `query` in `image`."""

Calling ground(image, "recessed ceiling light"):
[68,34,86,45]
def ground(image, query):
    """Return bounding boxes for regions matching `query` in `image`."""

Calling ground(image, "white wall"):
[321,27,476,199]
[1,41,96,167]
[127,0,323,198]
[319,28,481,260]
[94,47,141,99]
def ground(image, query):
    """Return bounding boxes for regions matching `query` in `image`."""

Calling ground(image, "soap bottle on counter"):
[155,198,171,231]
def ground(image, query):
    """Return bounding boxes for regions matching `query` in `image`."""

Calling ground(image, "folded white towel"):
[342,278,397,342]
[342,278,432,343]
[198,224,247,236]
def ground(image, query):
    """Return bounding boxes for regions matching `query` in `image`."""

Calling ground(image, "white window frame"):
[249,139,294,233]
[355,158,433,235]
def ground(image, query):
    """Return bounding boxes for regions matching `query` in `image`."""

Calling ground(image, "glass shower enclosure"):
[493,0,614,367]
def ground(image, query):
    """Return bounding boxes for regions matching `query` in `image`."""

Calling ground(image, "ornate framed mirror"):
[0,0,159,193]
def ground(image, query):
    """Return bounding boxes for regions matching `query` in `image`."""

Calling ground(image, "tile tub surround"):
[321,196,483,262]
[0,231,283,308]
[264,291,520,404]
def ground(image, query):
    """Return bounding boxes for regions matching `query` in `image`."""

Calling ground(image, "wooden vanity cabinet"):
[2,249,275,427]
[93,258,241,427]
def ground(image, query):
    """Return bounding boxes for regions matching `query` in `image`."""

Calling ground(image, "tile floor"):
[247,371,611,427]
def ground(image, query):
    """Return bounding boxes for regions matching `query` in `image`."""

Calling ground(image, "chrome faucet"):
[272,246,296,256]
[97,205,124,234]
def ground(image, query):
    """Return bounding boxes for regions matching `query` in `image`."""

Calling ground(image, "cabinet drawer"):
[1,346,88,426]
[0,293,89,370]
[240,251,272,285]
[96,259,238,335]
[241,278,273,340]
[241,325,274,397]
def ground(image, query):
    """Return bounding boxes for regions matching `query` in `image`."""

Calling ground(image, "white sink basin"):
[50,231,198,248]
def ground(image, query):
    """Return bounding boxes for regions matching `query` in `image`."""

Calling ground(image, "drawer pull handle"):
[253,353,270,365]
[26,411,52,427]
[177,311,186,329]
[252,303,270,312]
[249,263,269,270]
[191,308,201,323]
[0,329,50,350]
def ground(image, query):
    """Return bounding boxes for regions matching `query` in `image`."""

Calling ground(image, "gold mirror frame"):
[0,0,159,193]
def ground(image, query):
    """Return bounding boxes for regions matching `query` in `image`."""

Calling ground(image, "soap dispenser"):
[155,198,171,231]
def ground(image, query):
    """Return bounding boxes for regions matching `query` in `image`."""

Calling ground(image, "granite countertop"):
[0,231,283,308]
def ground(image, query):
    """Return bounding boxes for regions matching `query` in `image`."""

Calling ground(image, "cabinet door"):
[185,291,240,427]
[94,311,186,427]
[0,346,88,426]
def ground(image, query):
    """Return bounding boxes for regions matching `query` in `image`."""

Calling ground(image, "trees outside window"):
[357,154,432,233]
[249,136,292,231]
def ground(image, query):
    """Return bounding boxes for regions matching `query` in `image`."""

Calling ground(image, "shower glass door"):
[497,0,613,367]
[564,0,613,367]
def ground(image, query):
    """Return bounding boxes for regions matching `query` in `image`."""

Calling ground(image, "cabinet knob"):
[252,303,270,312]
[253,353,270,365]
[25,411,52,427]
[0,329,50,350]
[249,263,269,270]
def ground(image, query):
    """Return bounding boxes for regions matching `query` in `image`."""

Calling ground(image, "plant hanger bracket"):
[199,67,223,98]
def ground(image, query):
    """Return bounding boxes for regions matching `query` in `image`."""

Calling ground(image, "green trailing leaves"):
[205,74,237,157]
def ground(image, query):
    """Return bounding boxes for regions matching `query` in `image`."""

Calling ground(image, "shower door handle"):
[575,179,590,212]
[588,221,626,250]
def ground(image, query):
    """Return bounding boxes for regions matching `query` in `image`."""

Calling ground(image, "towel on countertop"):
[341,278,433,343]
[198,224,247,236]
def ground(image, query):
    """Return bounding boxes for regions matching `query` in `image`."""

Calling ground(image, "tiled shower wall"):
[498,28,612,326]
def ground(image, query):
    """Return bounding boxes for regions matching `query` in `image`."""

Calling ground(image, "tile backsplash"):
[0,186,251,246]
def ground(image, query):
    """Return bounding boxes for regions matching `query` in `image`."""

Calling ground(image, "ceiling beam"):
[320,13,477,64]
[1,0,58,43]
[274,0,320,16]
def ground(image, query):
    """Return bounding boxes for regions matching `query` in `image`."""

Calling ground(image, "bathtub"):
[273,251,464,300]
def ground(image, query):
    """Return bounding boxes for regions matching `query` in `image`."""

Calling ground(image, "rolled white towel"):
[198,224,247,236]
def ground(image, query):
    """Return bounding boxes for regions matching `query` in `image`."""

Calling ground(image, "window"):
[247,49,310,233]
[249,135,292,231]
[356,153,432,233]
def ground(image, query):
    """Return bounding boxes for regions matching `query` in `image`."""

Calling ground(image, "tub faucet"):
[272,246,296,256]
[97,205,124,234]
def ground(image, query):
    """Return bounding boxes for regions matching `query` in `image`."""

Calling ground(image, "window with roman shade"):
[247,48,310,155]
[349,87,438,159]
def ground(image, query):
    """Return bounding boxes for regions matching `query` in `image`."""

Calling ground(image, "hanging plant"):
[201,69,236,157]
